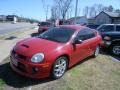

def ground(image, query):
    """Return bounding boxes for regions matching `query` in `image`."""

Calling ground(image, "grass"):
[0,54,119,90]
[53,54,120,90]
[0,79,5,90]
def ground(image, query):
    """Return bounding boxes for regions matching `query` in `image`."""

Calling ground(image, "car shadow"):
[5,36,17,40]
[0,62,54,88]
[0,56,91,88]
[100,48,120,61]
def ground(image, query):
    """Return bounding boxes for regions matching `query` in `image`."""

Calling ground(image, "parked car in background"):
[38,22,54,33]
[10,25,102,79]
[86,24,100,29]
[97,24,120,56]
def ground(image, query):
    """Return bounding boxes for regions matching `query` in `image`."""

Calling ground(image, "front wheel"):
[51,56,68,79]
[110,44,120,56]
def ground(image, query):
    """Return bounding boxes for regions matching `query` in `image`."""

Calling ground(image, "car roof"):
[59,25,85,31]
[102,24,120,25]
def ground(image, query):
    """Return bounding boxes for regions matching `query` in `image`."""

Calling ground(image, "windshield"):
[40,22,52,26]
[38,27,75,43]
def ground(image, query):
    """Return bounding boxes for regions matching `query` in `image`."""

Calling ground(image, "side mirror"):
[74,39,83,44]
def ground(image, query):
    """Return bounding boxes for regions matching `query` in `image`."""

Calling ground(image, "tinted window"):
[76,28,96,40]
[116,25,120,31]
[98,25,114,32]
[87,25,99,29]
[40,22,52,26]
[38,27,75,43]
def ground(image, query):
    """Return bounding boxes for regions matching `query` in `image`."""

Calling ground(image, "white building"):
[67,16,88,25]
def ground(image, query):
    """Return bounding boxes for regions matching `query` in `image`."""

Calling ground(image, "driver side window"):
[76,29,88,41]
[76,28,96,41]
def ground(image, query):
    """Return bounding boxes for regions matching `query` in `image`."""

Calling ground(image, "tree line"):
[83,4,120,18]
[50,0,120,20]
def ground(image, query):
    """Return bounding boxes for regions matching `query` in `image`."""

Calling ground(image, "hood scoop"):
[21,44,29,48]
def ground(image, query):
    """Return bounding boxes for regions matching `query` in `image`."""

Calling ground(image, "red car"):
[38,22,53,33]
[10,25,102,79]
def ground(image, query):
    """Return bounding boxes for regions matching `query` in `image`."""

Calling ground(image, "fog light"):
[32,67,39,74]
[34,67,39,71]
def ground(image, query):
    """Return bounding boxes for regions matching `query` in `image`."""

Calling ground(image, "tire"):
[93,45,100,58]
[51,56,68,79]
[110,44,120,56]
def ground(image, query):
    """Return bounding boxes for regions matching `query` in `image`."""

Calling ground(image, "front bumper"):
[101,40,112,48]
[10,55,52,78]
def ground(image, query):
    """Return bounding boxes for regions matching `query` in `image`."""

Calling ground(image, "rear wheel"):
[93,45,100,57]
[51,56,68,79]
[110,44,120,56]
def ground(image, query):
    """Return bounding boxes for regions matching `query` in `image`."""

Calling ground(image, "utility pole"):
[74,0,78,24]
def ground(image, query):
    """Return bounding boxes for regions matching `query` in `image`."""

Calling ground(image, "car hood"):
[14,37,64,57]
[39,26,50,29]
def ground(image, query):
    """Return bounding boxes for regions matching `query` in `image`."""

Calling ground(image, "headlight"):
[104,36,111,41]
[31,53,44,63]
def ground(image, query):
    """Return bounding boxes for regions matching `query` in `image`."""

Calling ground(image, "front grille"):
[13,62,26,72]
[17,62,26,72]
[17,54,26,59]
[12,50,27,60]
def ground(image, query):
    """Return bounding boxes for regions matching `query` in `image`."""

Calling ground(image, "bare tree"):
[89,6,97,18]
[83,6,89,17]
[66,5,72,19]
[108,5,114,12]
[41,0,49,20]
[115,9,120,14]
[83,4,105,18]
[53,0,73,19]
[97,4,104,13]
[51,6,57,20]
[102,5,114,12]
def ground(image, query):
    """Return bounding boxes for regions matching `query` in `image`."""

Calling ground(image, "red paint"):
[10,25,102,78]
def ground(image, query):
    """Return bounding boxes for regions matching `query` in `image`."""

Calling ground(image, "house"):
[95,11,120,25]
[6,15,18,22]
[67,16,88,25]
[87,18,95,24]
[0,15,6,22]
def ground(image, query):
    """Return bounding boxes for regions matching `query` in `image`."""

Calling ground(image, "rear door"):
[84,28,99,56]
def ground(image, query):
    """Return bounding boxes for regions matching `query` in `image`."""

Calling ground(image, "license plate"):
[11,56,18,66]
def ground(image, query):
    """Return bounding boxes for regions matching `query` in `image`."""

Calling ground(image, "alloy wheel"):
[112,45,120,55]
[52,57,67,79]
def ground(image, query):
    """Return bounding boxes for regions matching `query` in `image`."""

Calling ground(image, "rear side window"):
[116,25,120,31]
[76,28,96,40]
[98,25,114,32]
